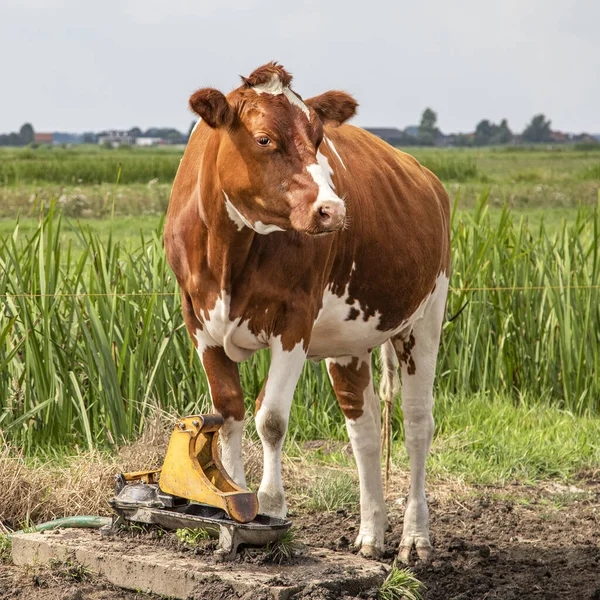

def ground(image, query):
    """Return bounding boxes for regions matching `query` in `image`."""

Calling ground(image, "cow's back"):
[319,125,451,332]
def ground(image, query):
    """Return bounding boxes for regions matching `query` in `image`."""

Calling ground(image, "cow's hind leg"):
[395,275,449,563]
[327,353,388,558]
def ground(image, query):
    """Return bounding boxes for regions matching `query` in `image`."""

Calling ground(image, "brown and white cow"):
[164,62,450,561]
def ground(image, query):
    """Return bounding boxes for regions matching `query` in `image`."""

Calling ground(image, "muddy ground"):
[1,477,599,600]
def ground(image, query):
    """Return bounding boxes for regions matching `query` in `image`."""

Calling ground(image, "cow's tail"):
[379,339,400,492]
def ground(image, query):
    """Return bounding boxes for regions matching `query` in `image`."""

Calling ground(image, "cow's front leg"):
[200,345,247,488]
[327,353,388,559]
[255,337,307,517]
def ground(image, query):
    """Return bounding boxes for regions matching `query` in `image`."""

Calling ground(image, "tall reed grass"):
[1,197,599,452]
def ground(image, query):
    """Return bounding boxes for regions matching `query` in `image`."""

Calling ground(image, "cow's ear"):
[305,91,358,127]
[189,88,236,128]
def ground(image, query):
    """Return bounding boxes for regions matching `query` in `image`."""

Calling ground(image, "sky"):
[1,0,599,135]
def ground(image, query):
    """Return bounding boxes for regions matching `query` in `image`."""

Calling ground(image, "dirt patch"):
[2,475,599,598]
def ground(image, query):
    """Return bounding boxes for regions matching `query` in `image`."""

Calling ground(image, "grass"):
[400,392,600,484]
[1,145,599,218]
[2,195,600,453]
[306,472,360,512]
[0,532,11,564]
[0,145,182,186]
[0,401,596,528]
[265,527,304,564]
[378,564,425,600]
[175,527,211,545]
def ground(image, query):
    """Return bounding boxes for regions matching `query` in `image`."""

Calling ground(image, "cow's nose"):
[314,198,346,230]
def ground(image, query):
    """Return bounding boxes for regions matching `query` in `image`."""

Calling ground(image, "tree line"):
[415,109,566,146]
[0,123,34,147]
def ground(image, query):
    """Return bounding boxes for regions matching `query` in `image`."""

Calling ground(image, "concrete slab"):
[12,529,388,599]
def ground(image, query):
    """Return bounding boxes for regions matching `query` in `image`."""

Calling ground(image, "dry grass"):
[0,412,335,527]
[0,413,171,527]
[0,408,472,529]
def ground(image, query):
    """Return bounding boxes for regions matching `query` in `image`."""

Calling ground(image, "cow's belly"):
[309,288,407,360]
[196,281,436,363]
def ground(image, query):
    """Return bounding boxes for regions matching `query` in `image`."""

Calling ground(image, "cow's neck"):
[200,186,256,294]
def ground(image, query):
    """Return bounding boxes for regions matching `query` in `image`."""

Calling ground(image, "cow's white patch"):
[252,221,285,234]
[223,191,251,231]
[252,76,310,118]
[223,190,284,235]
[255,336,306,517]
[310,281,382,360]
[307,153,343,213]
[324,137,346,170]
[195,292,268,363]
[313,150,335,190]
[190,117,202,136]
[252,76,285,95]
[310,272,448,361]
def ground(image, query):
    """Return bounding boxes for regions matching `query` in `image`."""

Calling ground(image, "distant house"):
[97,130,135,147]
[364,127,412,146]
[136,137,164,147]
[34,133,53,144]
[572,133,598,144]
[52,132,84,145]
[550,131,571,143]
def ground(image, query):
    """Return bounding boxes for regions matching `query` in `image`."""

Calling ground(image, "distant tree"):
[419,108,438,145]
[8,132,23,146]
[454,133,473,147]
[82,132,97,144]
[129,127,142,138]
[188,121,197,137]
[474,120,493,146]
[522,114,552,143]
[491,119,512,145]
[19,123,34,145]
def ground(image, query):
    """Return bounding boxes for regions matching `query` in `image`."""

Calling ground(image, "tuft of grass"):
[0,533,12,564]
[175,527,211,545]
[306,472,359,512]
[49,558,93,582]
[378,563,425,600]
[266,527,304,564]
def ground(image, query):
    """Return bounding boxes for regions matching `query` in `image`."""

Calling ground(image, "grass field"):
[1,142,599,218]
[1,144,599,484]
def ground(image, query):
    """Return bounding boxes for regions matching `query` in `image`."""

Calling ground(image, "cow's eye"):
[256,136,271,147]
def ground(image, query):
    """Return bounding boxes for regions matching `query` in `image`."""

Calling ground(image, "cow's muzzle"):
[311,198,346,233]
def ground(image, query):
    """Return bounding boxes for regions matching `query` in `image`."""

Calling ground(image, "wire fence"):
[2,284,600,299]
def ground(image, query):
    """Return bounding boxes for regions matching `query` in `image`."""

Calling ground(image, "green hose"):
[9,515,111,537]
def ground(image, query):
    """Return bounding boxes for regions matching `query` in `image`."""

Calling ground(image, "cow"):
[164,62,450,561]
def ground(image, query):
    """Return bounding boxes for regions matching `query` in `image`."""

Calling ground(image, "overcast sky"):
[1,0,599,135]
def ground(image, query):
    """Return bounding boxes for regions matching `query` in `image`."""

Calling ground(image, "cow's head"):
[189,62,357,236]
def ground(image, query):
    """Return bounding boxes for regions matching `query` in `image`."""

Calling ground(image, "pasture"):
[1,144,599,599]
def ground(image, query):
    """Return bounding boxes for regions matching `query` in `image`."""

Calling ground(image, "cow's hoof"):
[398,536,432,564]
[257,489,286,519]
[355,533,384,559]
